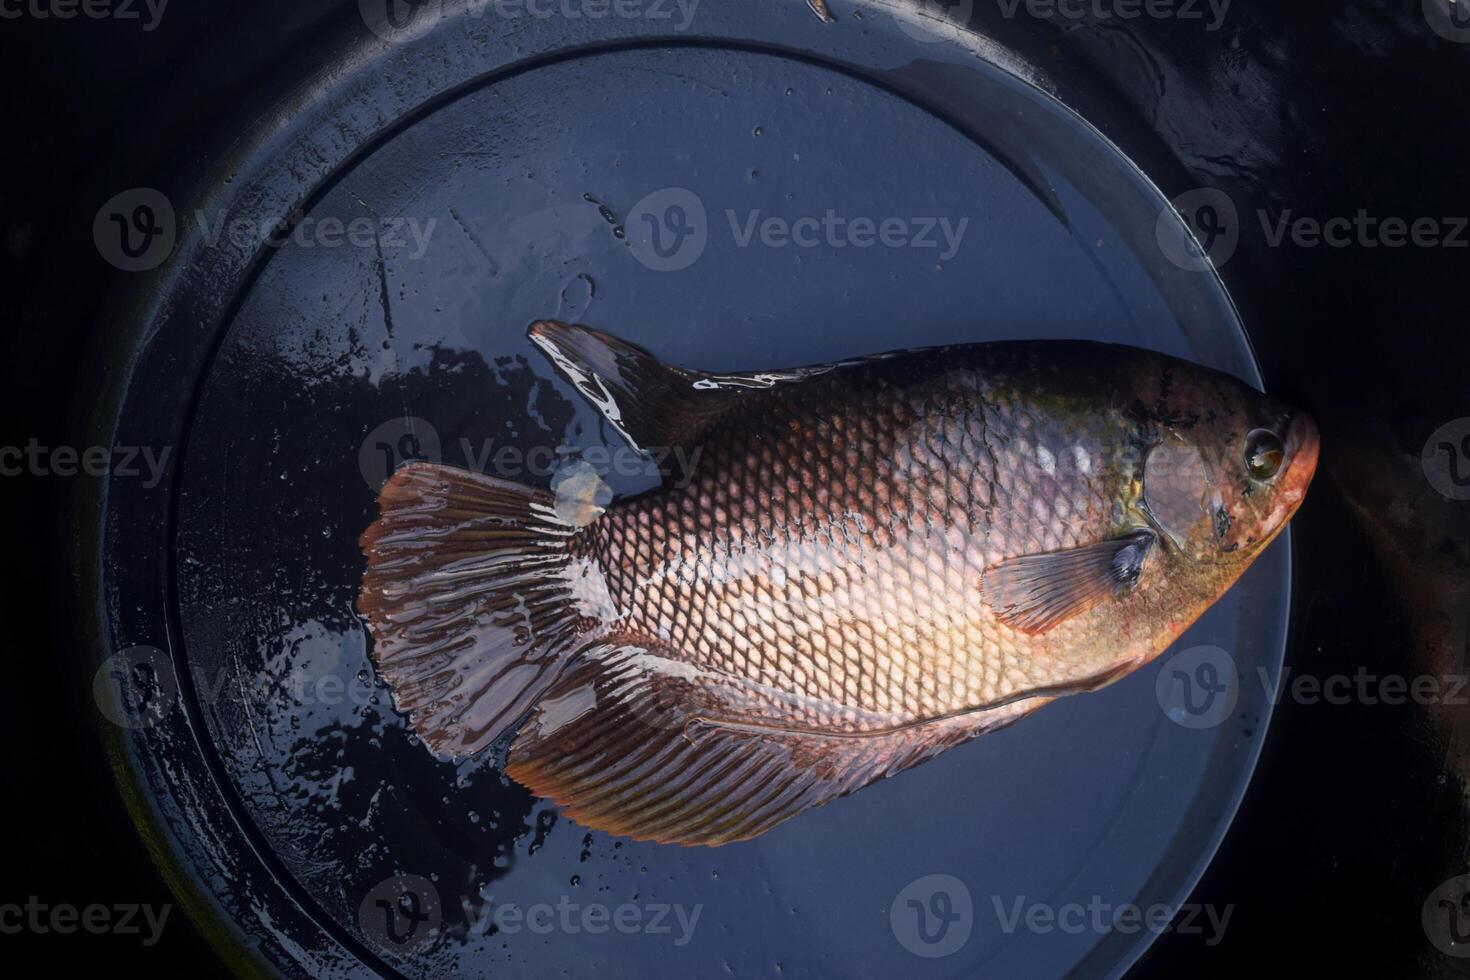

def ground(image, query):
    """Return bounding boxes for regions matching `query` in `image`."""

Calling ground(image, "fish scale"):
[358,319,1318,845]
[578,361,1124,726]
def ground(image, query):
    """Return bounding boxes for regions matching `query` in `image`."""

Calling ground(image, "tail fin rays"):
[359,462,597,758]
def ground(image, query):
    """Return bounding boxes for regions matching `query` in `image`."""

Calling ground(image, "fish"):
[358,321,1319,846]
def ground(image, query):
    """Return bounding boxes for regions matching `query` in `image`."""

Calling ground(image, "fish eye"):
[1244,428,1284,480]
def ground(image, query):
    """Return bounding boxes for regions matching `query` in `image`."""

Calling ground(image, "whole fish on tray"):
[359,320,1317,846]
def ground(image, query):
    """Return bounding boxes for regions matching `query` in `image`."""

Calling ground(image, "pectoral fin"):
[981,530,1157,635]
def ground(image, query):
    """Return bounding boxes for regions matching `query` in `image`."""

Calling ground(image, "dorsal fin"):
[527,320,829,452]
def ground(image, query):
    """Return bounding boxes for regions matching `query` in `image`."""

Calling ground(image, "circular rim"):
[78,4,1285,975]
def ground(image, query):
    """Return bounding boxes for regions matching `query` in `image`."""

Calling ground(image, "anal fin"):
[505,642,1016,847]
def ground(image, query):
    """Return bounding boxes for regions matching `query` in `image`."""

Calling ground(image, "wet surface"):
[163,44,1289,977]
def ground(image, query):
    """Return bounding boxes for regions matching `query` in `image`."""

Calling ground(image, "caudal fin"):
[358,462,596,758]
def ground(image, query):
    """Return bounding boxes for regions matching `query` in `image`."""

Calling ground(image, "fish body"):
[359,321,1318,845]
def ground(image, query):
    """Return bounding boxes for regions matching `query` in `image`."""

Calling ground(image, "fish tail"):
[358,462,599,758]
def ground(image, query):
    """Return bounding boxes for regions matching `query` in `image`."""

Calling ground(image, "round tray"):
[83,3,1289,976]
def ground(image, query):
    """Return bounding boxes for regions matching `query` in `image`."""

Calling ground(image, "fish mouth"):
[1283,411,1321,498]
[1255,410,1319,544]
[1221,410,1319,563]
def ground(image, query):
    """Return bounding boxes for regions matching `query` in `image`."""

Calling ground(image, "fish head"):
[1138,365,1319,568]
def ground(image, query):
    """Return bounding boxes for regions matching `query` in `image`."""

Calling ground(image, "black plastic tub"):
[4,1,1469,977]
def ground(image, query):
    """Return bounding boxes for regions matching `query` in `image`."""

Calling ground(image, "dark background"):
[2,0,1467,975]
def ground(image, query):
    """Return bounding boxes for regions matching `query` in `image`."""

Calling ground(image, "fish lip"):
[1283,411,1321,491]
